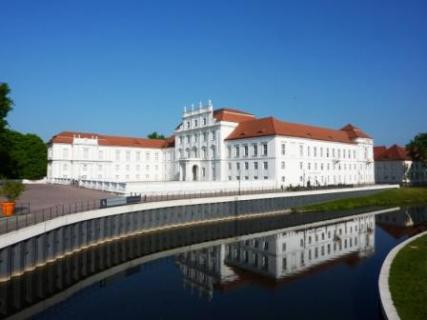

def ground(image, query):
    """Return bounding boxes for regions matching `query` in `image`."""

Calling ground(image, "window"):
[126,164,130,171]
[281,176,285,182]
[202,167,206,177]
[203,132,207,142]
[203,117,207,125]
[235,145,240,157]
[228,162,232,170]
[155,152,159,161]
[307,146,311,157]
[194,119,198,127]
[63,148,68,159]
[281,143,286,155]
[244,145,249,157]
[262,143,268,156]
[236,162,240,170]
[253,144,258,157]
[281,161,285,169]
[314,147,317,157]
[210,146,216,158]
[263,162,268,169]
[146,152,150,161]
[126,151,130,161]
[83,148,89,160]
[245,162,249,170]
[211,130,215,141]
[227,146,231,158]
[254,162,258,170]
[299,145,303,157]
[136,151,140,161]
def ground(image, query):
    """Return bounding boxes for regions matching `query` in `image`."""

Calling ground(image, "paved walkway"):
[14,184,114,212]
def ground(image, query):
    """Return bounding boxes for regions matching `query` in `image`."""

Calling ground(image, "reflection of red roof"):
[225,117,370,143]
[50,131,174,148]
[213,108,256,123]
[377,223,427,239]
[374,144,411,161]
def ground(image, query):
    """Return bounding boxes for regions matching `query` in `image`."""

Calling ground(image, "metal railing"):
[0,184,372,236]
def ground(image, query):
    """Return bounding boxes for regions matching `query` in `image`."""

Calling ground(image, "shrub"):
[1,180,25,201]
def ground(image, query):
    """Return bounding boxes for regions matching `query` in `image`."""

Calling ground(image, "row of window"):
[63,164,161,172]
[227,143,268,158]
[178,130,216,145]
[178,145,216,159]
[61,148,161,162]
[228,161,269,171]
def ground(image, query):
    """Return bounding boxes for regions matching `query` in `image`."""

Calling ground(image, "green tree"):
[0,83,13,132]
[147,131,165,139]
[6,130,47,179]
[407,133,427,166]
[0,83,14,177]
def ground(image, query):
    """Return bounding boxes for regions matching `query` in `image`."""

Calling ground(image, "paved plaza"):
[15,184,114,212]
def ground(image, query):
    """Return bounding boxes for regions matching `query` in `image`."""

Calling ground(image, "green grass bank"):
[296,187,427,213]
[389,233,427,320]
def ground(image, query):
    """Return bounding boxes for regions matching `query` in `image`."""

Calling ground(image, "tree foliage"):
[407,133,427,166]
[5,130,47,179]
[147,131,165,139]
[0,83,47,179]
[0,83,13,133]
[0,83,14,178]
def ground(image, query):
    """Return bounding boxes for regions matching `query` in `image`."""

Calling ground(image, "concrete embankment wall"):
[0,185,397,283]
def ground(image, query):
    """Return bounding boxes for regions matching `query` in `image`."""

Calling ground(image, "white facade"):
[47,136,174,183]
[374,145,427,185]
[48,102,375,188]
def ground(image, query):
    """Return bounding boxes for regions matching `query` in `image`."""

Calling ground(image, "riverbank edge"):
[295,187,427,213]
[378,230,427,320]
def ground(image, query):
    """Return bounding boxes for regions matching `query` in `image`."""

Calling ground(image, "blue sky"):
[1,0,426,145]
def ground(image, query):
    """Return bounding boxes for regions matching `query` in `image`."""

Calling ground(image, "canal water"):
[2,206,427,320]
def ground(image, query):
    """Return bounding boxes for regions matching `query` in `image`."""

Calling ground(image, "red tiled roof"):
[225,117,369,143]
[374,146,387,159]
[374,144,411,161]
[50,131,174,148]
[213,108,256,123]
[340,124,371,139]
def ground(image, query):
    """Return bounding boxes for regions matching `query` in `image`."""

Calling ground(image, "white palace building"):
[47,101,375,193]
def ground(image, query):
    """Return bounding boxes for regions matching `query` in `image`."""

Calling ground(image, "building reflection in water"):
[176,214,376,299]
[376,206,427,238]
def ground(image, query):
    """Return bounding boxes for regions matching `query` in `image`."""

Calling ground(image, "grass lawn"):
[389,233,427,320]
[295,187,427,213]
